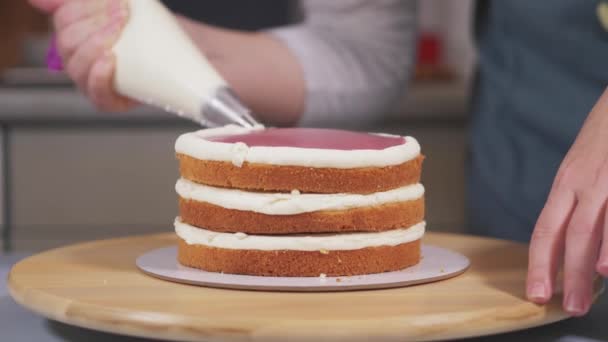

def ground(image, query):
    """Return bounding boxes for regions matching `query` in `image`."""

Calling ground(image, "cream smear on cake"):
[175,218,425,251]
[176,178,424,215]
[175,125,420,168]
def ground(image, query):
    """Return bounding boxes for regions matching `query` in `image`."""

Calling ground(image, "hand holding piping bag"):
[32,0,258,128]
[34,0,135,112]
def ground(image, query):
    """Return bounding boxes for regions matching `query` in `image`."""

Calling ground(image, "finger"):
[597,207,608,276]
[594,155,608,276]
[28,0,67,13]
[88,53,135,112]
[563,193,604,316]
[527,187,575,304]
[56,13,109,62]
[53,0,126,31]
[65,13,126,91]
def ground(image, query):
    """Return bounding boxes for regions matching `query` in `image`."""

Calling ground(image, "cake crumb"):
[319,249,329,255]
[234,232,248,240]
[336,278,342,283]
[319,273,327,279]
[291,189,301,195]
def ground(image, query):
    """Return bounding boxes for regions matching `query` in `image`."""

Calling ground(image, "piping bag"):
[47,0,260,129]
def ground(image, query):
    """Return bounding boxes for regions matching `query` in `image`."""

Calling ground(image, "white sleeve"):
[268,0,418,127]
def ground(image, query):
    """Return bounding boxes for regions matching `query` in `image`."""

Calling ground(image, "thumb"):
[28,0,67,13]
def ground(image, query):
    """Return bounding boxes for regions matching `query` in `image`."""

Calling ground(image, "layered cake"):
[174,125,425,277]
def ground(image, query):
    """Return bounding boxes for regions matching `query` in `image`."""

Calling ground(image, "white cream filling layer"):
[175,125,421,168]
[176,178,425,215]
[175,218,425,251]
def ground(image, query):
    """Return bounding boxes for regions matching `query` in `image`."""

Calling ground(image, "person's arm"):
[177,17,304,126]
[180,0,419,126]
[28,0,417,127]
[267,0,418,126]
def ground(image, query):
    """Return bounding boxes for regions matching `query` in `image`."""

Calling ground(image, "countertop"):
[0,73,470,125]
[0,87,182,125]
[1,253,606,342]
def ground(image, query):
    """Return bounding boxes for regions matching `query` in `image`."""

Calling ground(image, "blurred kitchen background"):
[0,1,475,252]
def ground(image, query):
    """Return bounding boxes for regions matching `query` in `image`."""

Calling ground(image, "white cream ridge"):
[176,178,424,215]
[175,125,421,168]
[175,218,425,251]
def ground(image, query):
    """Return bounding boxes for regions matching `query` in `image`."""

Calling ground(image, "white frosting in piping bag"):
[176,178,424,215]
[175,218,425,251]
[113,0,228,120]
[175,125,421,168]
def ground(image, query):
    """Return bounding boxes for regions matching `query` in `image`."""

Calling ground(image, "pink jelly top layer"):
[207,128,406,151]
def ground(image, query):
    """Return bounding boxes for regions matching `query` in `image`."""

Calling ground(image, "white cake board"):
[136,245,470,292]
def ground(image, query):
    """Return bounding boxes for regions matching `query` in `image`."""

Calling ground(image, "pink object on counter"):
[46,35,64,71]
[207,128,406,150]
